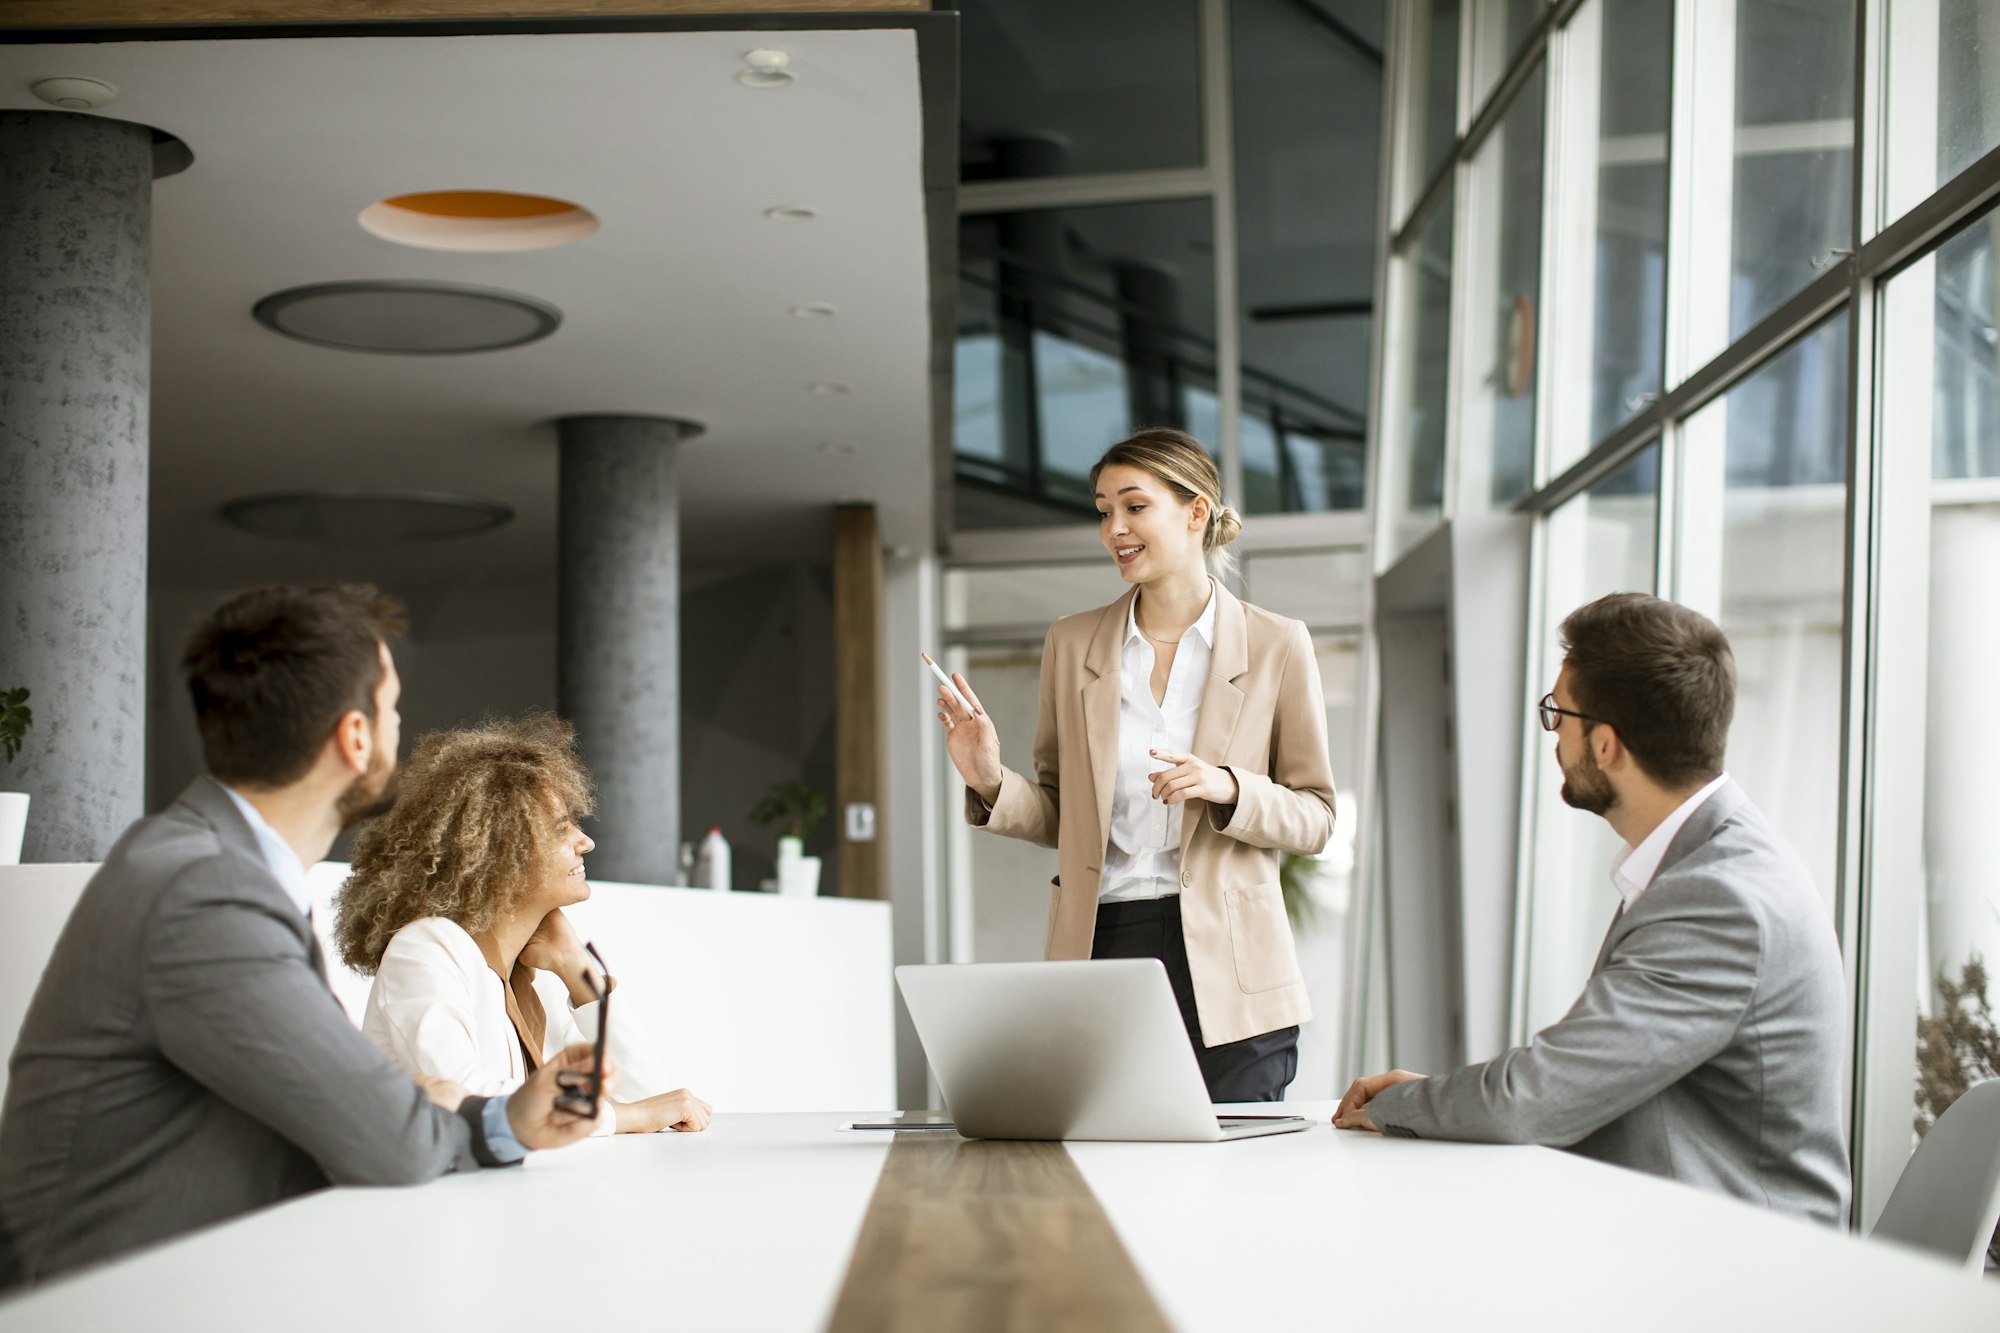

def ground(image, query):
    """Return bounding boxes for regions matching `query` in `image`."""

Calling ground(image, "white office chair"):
[1869,1079,2000,1271]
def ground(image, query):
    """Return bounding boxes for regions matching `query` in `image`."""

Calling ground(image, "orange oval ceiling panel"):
[359,190,599,252]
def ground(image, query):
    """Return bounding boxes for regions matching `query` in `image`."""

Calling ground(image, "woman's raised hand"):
[936,671,1004,807]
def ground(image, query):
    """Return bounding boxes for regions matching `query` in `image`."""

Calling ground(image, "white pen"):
[920,652,975,714]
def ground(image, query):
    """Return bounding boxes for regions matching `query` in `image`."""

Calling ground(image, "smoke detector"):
[31,77,118,111]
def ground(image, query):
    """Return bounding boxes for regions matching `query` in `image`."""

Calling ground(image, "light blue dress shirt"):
[220,784,526,1165]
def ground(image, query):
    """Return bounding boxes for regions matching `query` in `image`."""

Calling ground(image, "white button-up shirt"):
[1609,772,1730,907]
[221,785,313,917]
[1100,584,1217,903]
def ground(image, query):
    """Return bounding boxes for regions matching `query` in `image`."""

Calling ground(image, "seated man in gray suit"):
[1335,593,1849,1226]
[0,585,608,1284]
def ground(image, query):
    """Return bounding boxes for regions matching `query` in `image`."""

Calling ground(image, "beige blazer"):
[968,582,1336,1046]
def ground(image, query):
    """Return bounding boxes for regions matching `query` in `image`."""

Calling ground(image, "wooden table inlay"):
[826,1135,1173,1333]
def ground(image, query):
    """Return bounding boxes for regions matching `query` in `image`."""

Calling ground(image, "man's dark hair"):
[1558,592,1735,789]
[181,584,407,787]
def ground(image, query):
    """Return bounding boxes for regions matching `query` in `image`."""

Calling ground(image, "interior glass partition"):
[1409,0,1465,192]
[1388,196,1455,556]
[953,201,1217,526]
[1883,0,2000,224]
[1458,61,1546,510]
[1877,208,2000,1258]
[1582,0,1671,450]
[1682,0,1856,370]
[1231,0,1380,514]
[1468,0,1546,113]
[958,0,1204,181]
[1679,315,1851,916]
[1520,445,1659,1034]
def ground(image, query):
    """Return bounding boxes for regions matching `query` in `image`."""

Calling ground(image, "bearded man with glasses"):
[1335,592,1850,1227]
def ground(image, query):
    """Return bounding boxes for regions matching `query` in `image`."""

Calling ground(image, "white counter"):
[0,864,894,1112]
[0,1107,1992,1331]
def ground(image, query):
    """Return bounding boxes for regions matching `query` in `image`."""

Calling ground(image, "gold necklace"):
[1136,619,1187,647]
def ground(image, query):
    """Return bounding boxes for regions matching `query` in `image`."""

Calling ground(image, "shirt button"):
[1181,872,1191,888]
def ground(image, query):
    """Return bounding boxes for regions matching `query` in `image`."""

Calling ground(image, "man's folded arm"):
[1369,884,1761,1145]
[143,866,494,1184]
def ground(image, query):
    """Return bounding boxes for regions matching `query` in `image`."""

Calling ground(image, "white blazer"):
[361,916,672,1134]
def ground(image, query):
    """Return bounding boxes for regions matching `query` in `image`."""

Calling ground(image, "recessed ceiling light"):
[764,205,818,222]
[222,491,513,544]
[809,381,851,395]
[790,303,838,318]
[253,280,561,354]
[359,190,598,253]
[818,442,856,456]
[737,48,794,87]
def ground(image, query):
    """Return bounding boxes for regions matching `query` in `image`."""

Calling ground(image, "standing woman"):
[937,428,1336,1102]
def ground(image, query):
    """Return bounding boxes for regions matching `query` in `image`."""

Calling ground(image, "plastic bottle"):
[695,825,732,893]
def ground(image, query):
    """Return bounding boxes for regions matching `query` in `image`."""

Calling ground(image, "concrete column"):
[0,111,154,861]
[555,414,700,885]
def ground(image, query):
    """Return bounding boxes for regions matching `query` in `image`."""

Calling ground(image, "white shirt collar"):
[220,784,314,917]
[1124,581,1218,650]
[1609,773,1729,908]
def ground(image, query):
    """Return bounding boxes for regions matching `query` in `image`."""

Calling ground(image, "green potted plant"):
[751,780,826,898]
[1,688,31,866]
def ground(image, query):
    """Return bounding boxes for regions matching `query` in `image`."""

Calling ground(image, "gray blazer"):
[0,778,498,1283]
[1369,779,1850,1225]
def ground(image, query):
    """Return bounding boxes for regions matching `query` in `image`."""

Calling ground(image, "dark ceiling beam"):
[0,0,922,29]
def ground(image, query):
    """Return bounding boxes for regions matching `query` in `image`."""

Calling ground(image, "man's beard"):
[1558,737,1615,816]
[335,748,398,830]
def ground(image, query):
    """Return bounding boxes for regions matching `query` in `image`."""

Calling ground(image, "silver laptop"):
[895,960,1312,1142]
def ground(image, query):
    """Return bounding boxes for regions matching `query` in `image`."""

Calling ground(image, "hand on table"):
[1334,1069,1427,1132]
[1147,749,1239,807]
[935,671,1004,808]
[508,1042,619,1151]
[618,1088,713,1134]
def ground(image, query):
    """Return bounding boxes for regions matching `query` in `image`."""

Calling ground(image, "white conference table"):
[0,1106,1994,1331]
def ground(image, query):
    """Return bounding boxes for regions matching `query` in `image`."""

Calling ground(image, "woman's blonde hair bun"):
[1213,505,1243,548]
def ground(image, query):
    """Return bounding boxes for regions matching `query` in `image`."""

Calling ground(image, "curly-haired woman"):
[334,713,711,1134]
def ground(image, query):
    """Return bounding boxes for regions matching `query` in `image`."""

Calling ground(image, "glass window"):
[1520,445,1658,1033]
[1684,0,1856,371]
[1406,0,1463,199]
[1469,0,1546,112]
[1232,0,1380,514]
[1388,194,1455,557]
[1242,549,1371,628]
[1881,212,2000,1257]
[1680,314,1850,916]
[953,201,1217,529]
[1585,0,1671,449]
[1459,63,1546,510]
[1884,1,2000,224]
[958,0,1204,180]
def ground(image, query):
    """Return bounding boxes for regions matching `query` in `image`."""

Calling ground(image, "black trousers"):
[1090,895,1299,1103]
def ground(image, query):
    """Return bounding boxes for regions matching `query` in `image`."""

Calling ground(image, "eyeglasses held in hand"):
[553,941,609,1121]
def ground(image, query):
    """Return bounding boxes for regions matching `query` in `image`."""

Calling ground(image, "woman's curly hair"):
[334,713,594,974]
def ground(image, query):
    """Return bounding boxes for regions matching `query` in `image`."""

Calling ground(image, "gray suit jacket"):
[0,778,497,1283]
[1369,780,1850,1225]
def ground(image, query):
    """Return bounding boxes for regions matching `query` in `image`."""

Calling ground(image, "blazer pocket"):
[1226,880,1304,994]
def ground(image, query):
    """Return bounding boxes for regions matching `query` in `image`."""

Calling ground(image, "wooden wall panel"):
[833,502,885,900]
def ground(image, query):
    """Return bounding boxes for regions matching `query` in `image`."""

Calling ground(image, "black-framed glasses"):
[1537,693,1607,733]
[553,941,609,1120]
